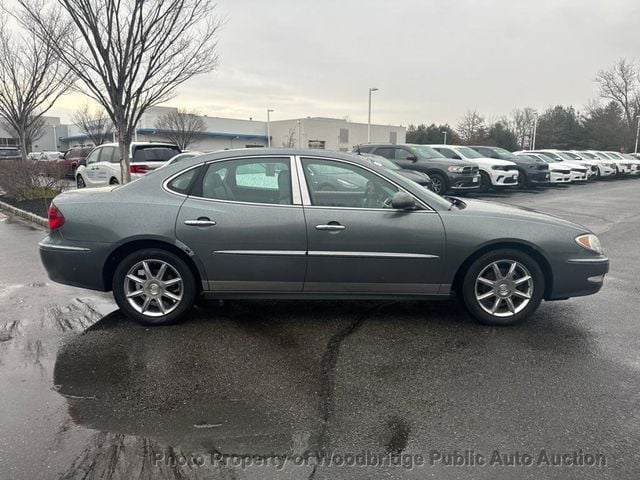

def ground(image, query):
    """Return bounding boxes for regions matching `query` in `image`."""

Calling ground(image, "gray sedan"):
[39,149,609,326]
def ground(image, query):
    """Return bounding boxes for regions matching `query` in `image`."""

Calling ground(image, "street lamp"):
[442,130,448,145]
[266,109,274,147]
[52,124,57,150]
[531,113,539,150]
[634,115,640,155]
[367,87,379,142]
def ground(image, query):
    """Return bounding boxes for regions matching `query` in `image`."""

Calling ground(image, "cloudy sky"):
[51,0,639,127]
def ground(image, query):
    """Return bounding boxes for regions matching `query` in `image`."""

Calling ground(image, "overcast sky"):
[51,0,640,127]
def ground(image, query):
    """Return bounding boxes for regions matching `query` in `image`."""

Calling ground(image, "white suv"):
[429,145,519,192]
[75,142,181,188]
[531,150,589,182]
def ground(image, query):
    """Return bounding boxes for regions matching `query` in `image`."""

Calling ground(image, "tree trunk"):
[118,134,132,183]
[19,130,28,160]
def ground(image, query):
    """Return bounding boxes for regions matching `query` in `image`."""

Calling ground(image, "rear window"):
[0,149,20,158]
[133,146,180,163]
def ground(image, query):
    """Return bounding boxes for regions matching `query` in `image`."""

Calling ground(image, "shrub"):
[0,160,67,201]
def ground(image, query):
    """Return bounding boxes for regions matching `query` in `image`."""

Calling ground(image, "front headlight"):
[447,166,465,172]
[575,234,603,255]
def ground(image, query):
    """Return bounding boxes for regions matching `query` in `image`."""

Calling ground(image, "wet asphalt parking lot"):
[1,178,639,480]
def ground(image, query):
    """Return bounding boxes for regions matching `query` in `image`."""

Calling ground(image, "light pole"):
[634,115,640,155]
[531,113,539,150]
[442,131,448,145]
[52,124,57,150]
[297,119,301,148]
[367,87,378,142]
[266,109,274,147]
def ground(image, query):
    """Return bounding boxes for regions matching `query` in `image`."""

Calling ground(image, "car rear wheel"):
[429,173,447,195]
[461,249,545,326]
[112,249,196,326]
[76,175,86,188]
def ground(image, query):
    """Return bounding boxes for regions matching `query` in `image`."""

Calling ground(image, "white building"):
[269,117,406,151]
[6,106,405,154]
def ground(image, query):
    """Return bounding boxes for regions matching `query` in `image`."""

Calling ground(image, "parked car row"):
[355,144,640,195]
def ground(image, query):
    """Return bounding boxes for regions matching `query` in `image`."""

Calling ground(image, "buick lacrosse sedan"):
[40,149,608,326]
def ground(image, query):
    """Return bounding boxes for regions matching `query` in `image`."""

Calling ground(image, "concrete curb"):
[0,200,48,227]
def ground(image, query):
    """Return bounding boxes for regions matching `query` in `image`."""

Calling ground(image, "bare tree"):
[0,16,72,158]
[15,0,222,182]
[282,128,296,147]
[507,107,537,149]
[595,58,640,129]
[1,115,47,153]
[456,109,486,144]
[72,105,111,147]
[154,109,206,150]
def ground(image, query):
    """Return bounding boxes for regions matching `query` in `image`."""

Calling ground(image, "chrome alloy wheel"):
[474,260,533,317]
[124,259,183,317]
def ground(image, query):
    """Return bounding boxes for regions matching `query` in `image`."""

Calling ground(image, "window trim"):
[294,155,433,212]
[162,154,302,208]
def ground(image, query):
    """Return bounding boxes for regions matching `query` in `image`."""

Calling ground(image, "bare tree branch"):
[0,14,73,158]
[595,58,640,129]
[154,108,206,150]
[14,0,222,182]
[72,104,111,146]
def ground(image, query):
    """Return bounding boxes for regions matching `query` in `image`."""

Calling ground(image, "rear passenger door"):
[175,156,308,292]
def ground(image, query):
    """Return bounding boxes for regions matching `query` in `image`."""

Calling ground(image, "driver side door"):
[299,157,447,295]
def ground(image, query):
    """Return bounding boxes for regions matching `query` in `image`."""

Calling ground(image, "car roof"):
[97,142,178,148]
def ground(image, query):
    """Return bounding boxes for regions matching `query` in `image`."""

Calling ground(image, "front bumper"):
[548,256,609,300]
[488,169,519,187]
[550,171,572,183]
[570,170,588,182]
[528,170,551,185]
[448,173,481,191]
[39,237,109,291]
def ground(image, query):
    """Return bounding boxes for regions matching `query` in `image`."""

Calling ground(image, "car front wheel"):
[112,248,197,326]
[461,249,545,326]
[429,173,447,195]
[76,175,86,188]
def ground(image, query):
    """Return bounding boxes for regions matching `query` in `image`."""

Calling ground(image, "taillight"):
[129,164,149,174]
[48,203,65,231]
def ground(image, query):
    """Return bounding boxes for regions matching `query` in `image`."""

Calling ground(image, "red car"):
[59,147,93,176]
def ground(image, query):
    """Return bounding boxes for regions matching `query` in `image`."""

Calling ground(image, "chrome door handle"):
[184,219,217,226]
[315,224,346,231]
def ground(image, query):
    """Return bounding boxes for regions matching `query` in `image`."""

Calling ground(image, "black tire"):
[461,248,545,326]
[478,171,492,193]
[76,174,86,188]
[109,177,119,185]
[429,173,447,195]
[112,248,197,326]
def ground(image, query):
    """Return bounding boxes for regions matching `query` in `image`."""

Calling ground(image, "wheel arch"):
[451,240,553,299]
[102,238,205,293]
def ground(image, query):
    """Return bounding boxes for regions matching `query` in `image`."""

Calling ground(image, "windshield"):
[534,153,557,163]
[492,147,516,159]
[580,152,597,159]
[362,154,400,170]
[605,152,623,159]
[407,145,445,159]
[133,145,181,163]
[561,151,581,160]
[455,147,484,159]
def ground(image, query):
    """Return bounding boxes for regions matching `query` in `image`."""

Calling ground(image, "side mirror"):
[391,191,417,210]
[406,154,418,162]
[58,153,64,159]
[78,159,87,167]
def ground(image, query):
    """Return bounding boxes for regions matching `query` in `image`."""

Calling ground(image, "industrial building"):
[1,106,406,154]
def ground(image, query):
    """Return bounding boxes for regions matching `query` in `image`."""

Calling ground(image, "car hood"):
[471,157,517,167]
[451,198,588,232]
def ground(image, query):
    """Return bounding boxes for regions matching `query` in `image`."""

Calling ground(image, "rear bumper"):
[547,257,609,300]
[39,237,109,291]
